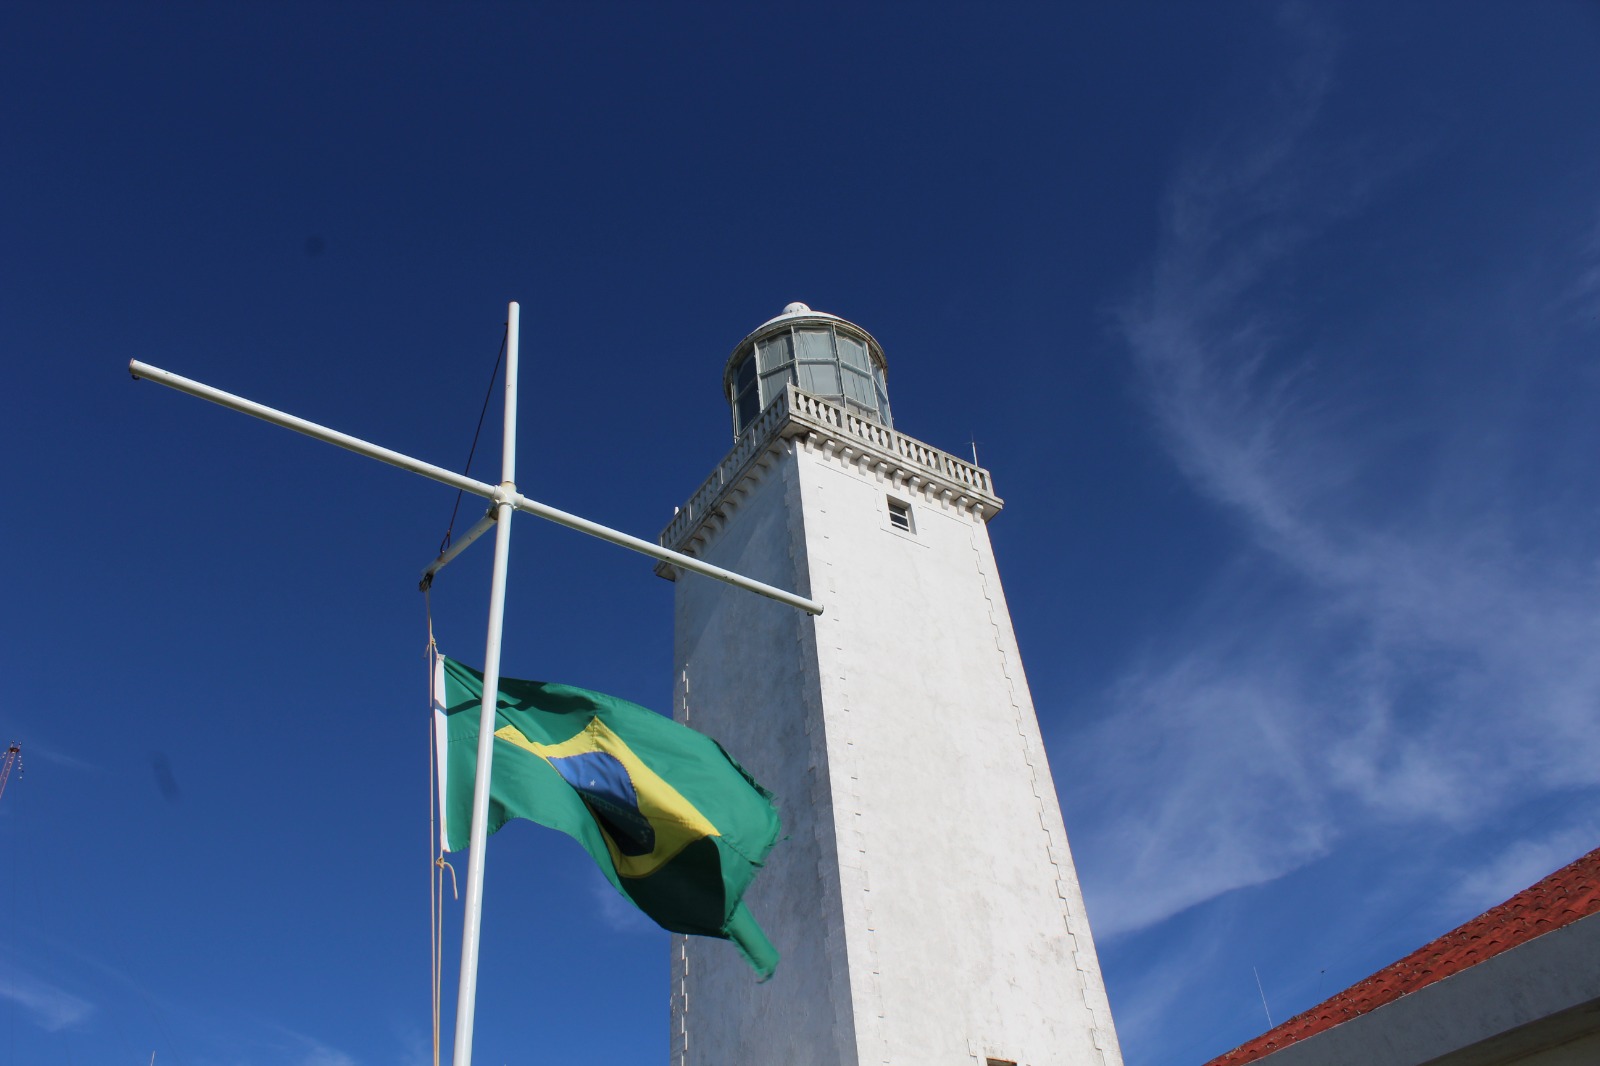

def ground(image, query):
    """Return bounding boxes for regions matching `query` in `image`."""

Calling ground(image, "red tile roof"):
[1202,843,1600,1066]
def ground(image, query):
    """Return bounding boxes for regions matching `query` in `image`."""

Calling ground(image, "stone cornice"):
[658,386,1002,572]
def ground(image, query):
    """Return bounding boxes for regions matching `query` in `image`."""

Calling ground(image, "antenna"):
[969,433,979,466]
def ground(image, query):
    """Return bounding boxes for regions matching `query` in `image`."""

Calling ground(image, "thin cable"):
[439,325,508,555]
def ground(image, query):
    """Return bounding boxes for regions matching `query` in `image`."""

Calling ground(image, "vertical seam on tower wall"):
[833,458,892,1066]
[966,519,1112,1066]
[790,440,866,1066]
[673,934,690,1066]
[805,439,890,1066]
[673,667,691,1066]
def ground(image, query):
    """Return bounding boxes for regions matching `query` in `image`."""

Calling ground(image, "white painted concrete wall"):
[668,440,858,1066]
[666,430,1121,1066]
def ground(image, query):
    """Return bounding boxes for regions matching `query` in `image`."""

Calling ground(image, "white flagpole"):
[450,301,521,1066]
[126,301,831,1062]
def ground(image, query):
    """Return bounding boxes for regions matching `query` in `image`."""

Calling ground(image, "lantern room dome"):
[723,302,892,438]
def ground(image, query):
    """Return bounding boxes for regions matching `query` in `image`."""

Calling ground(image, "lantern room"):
[723,302,892,438]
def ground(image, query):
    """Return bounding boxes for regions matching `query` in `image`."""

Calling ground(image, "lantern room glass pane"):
[735,354,756,394]
[757,333,793,372]
[873,366,892,424]
[838,335,869,371]
[760,369,791,406]
[842,365,875,407]
[798,359,840,395]
[737,385,759,431]
[795,329,835,362]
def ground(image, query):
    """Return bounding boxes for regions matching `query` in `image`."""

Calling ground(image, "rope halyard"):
[426,586,445,1066]
[424,322,503,1063]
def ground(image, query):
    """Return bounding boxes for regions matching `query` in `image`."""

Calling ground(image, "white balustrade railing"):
[660,385,998,550]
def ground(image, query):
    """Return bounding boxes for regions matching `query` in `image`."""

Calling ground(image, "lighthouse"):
[657,303,1123,1066]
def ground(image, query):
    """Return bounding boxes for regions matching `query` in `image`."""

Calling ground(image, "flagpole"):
[450,300,520,1066]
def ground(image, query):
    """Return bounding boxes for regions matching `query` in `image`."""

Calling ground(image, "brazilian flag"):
[432,654,781,977]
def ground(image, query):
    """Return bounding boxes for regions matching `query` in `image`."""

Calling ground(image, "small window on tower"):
[887,498,913,533]
[986,1059,1018,1066]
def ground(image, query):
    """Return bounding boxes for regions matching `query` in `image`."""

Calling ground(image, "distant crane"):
[0,743,20,804]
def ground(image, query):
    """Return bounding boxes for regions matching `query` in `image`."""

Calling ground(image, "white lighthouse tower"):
[657,303,1123,1066]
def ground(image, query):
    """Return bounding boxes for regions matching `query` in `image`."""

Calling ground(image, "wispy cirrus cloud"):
[262,1024,360,1066]
[297,1043,360,1066]
[1445,824,1600,919]
[1,736,97,774]
[1070,5,1600,938]
[0,962,94,1032]
[1556,207,1600,329]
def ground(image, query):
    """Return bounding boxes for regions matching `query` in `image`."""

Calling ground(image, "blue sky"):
[2,3,1597,1064]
